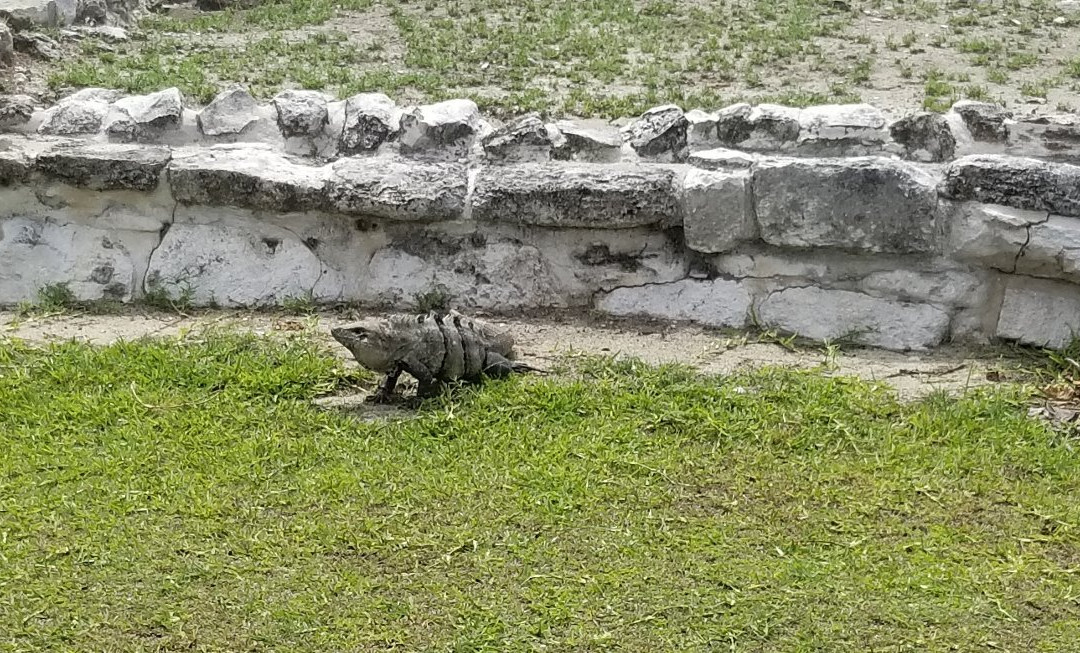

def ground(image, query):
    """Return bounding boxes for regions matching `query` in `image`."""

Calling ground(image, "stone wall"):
[3,85,1080,351]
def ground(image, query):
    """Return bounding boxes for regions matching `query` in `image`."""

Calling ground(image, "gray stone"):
[81,25,128,41]
[197,86,260,137]
[889,112,956,162]
[398,98,479,156]
[754,157,940,253]
[38,100,109,135]
[326,156,467,222]
[60,87,121,105]
[620,104,688,161]
[858,268,984,307]
[168,146,328,212]
[940,154,1080,217]
[36,142,171,190]
[996,276,1080,347]
[0,22,13,67]
[0,0,76,28]
[14,32,62,60]
[721,104,800,151]
[105,87,183,142]
[0,94,35,128]
[1007,114,1080,163]
[951,100,1011,142]
[949,202,1048,271]
[681,168,755,253]
[796,104,888,154]
[272,89,329,139]
[76,0,107,24]
[0,216,139,304]
[482,113,553,162]
[340,92,397,154]
[471,162,681,229]
[757,286,950,350]
[685,109,718,149]
[0,140,32,185]
[687,147,757,170]
[551,119,622,162]
[145,220,341,308]
[596,278,751,328]
[1018,215,1080,283]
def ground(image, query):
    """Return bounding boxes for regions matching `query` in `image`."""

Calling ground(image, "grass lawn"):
[1,330,1079,651]
[31,0,1080,117]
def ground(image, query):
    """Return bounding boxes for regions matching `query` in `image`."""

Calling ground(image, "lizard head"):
[330,318,400,373]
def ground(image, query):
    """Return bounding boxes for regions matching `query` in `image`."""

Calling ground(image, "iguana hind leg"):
[483,352,545,379]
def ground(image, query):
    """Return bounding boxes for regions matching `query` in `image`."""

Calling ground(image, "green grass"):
[1,332,1079,650]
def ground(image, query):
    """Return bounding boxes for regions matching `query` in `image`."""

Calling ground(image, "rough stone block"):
[681,168,755,253]
[471,162,681,229]
[0,23,13,68]
[0,216,138,303]
[996,276,1080,347]
[168,146,328,212]
[197,86,260,137]
[551,119,623,162]
[796,104,888,154]
[757,286,950,350]
[858,268,984,307]
[596,278,751,328]
[1006,114,1080,164]
[685,109,719,149]
[0,141,32,185]
[950,101,1011,142]
[940,154,1080,217]
[38,100,108,136]
[36,143,171,191]
[325,156,467,222]
[1019,215,1080,283]
[0,94,35,129]
[105,87,184,142]
[399,99,479,156]
[889,112,956,162]
[272,89,329,139]
[948,202,1047,271]
[721,104,800,151]
[482,113,553,163]
[687,147,757,170]
[753,157,940,253]
[340,92,397,155]
[621,105,688,161]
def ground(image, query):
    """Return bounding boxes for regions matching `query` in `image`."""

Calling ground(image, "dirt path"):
[0,308,1019,400]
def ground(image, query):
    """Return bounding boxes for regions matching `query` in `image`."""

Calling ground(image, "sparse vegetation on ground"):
[18,0,1078,117]
[1,329,1079,651]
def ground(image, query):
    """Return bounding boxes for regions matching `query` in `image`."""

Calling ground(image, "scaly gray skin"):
[330,309,540,403]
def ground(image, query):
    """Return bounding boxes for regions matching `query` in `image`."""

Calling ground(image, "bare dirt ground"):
[0,308,1019,401]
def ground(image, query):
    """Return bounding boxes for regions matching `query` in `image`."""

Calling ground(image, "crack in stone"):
[141,200,177,295]
[1011,213,1051,274]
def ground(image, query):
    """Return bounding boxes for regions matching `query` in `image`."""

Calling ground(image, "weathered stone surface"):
[0,140,32,185]
[482,113,553,162]
[621,105,688,161]
[105,87,184,142]
[996,276,1080,347]
[687,147,757,170]
[949,202,1048,271]
[1007,114,1080,163]
[596,278,751,328]
[61,87,121,105]
[339,92,396,154]
[858,268,984,307]
[0,0,76,29]
[145,220,342,307]
[38,100,108,135]
[0,22,13,67]
[758,287,950,350]
[326,156,467,222]
[197,86,260,137]
[168,146,327,211]
[682,168,755,253]
[951,101,1011,142]
[471,163,681,229]
[721,104,800,151]
[796,104,888,154]
[1017,215,1080,283]
[551,119,622,162]
[14,32,62,60]
[941,155,1080,217]
[76,0,107,24]
[36,142,171,190]
[0,216,137,303]
[0,94,35,128]
[890,112,956,162]
[685,109,718,149]
[754,157,939,253]
[398,98,479,156]
[271,89,328,139]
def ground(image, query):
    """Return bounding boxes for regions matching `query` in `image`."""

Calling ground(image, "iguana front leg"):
[367,364,402,404]
[400,355,444,400]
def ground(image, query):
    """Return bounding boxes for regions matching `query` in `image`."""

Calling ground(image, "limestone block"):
[941,155,1080,217]
[796,104,888,155]
[621,105,688,161]
[948,202,1048,271]
[720,104,800,151]
[471,162,681,229]
[889,112,956,162]
[398,98,480,157]
[105,87,184,142]
[326,156,467,222]
[685,109,719,150]
[687,147,757,170]
[482,113,554,163]
[36,143,171,191]
[197,86,260,137]
[551,119,623,162]
[339,92,398,155]
[38,100,108,136]
[753,157,939,253]
[1006,114,1080,163]
[272,89,329,139]
[595,278,751,328]
[950,101,1011,142]
[0,95,35,129]
[681,168,755,253]
[168,145,328,212]
[996,276,1080,347]
[858,268,985,307]
[757,286,950,350]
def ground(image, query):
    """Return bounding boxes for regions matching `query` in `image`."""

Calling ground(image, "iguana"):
[330,309,541,403]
